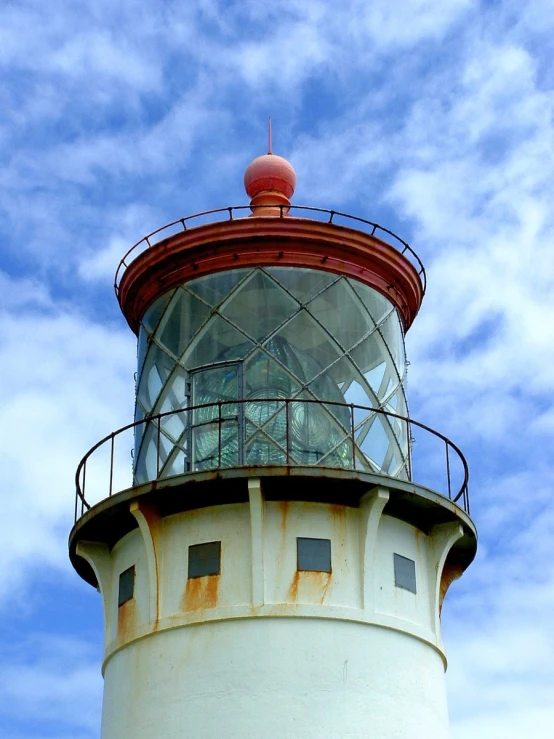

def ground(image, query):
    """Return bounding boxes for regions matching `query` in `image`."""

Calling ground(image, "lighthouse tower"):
[70,148,477,739]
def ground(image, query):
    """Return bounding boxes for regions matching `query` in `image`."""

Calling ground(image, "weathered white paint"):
[102,618,450,739]
[80,481,464,739]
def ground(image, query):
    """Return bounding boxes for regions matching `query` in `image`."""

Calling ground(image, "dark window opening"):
[394,553,416,593]
[118,565,135,606]
[188,541,221,578]
[297,537,331,573]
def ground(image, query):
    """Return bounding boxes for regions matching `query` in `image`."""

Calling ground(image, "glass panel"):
[192,421,239,470]
[359,415,390,470]
[192,365,239,418]
[156,367,188,418]
[185,270,249,307]
[266,267,336,303]
[142,290,176,334]
[362,361,387,395]
[288,398,347,466]
[134,422,159,482]
[159,401,187,442]
[221,270,298,342]
[350,333,384,377]
[265,311,343,384]
[244,350,301,400]
[317,438,352,469]
[378,312,405,374]
[183,316,254,368]
[349,281,393,326]
[137,343,175,412]
[245,432,286,465]
[310,279,371,350]
[137,328,149,380]
[395,388,408,419]
[343,377,375,409]
[161,449,187,479]
[157,288,210,358]
[158,428,174,465]
[245,398,286,438]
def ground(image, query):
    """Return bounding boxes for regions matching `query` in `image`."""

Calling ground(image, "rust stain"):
[143,505,161,624]
[278,500,290,532]
[288,570,300,602]
[439,564,464,614]
[276,500,290,580]
[414,528,424,557]
[117,600,137,642]
[315,571,332,604]
[329,503,345,521]
[287,570,332,605]
[182,575,220,612]
[330,503,347,547]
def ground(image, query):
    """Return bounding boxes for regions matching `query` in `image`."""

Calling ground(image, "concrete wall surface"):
[75,481,465,739]
[101,618,451,739]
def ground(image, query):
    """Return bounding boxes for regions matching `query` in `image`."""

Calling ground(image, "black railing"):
[74,400,469,522]
[114,205,426,297]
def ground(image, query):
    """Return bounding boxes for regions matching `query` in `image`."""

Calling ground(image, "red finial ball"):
[244,154,296,201]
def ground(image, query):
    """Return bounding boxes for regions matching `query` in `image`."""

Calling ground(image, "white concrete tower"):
[70,150,477,739]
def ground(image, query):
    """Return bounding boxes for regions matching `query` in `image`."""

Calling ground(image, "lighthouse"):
[69,147,477,739]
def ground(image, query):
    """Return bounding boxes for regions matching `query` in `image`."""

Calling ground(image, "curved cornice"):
[117,217,424,334]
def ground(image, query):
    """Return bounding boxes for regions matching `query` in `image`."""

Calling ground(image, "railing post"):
[218,401,222,467]
[156,418,161,478]
[446,443,452,499]
[407,420,413,481]
[82,461,87,517]
[285,399,290,465]
[109,433,115,497]
[350,404,356,469]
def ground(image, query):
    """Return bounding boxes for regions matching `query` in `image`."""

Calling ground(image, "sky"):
[1,0,553,736]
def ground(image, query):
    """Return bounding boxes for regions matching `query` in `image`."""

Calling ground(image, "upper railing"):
[74,400,469,523]
[114,205,426,298]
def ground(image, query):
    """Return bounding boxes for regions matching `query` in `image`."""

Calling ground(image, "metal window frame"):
[118,565,135,606]
[297,537,332,573]
[188,541,222,579]
[393,553,417,594]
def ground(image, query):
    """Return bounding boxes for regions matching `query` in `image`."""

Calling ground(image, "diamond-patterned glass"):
[182,316,254,368]
[134,268,408,483]
[221,270,298,341]
[310,279,371,350]
[158,288,210,358]
[185,270,249,307]
[265,267,337,303]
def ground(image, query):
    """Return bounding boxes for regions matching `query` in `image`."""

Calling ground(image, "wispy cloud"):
[0,0,553,736]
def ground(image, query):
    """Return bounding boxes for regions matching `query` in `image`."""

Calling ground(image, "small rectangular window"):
[297,537,331,573]
[188,541,221,578]
[118,565,135,606]
[394,553,416,594]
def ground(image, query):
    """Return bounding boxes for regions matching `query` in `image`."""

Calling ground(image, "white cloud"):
[0,275,134,599]
[1,0,554,736]
[0,633,102,737]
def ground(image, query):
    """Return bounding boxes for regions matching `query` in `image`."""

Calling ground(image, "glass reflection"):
[134,267,408,482]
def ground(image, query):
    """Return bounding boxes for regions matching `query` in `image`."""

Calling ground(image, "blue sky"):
[1,1,554,736]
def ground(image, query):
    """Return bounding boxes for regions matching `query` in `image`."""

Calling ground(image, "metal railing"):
[114,205,426,297]
[74,400,469,522]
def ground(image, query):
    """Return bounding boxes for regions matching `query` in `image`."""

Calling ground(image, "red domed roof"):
[244,154,296,201]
